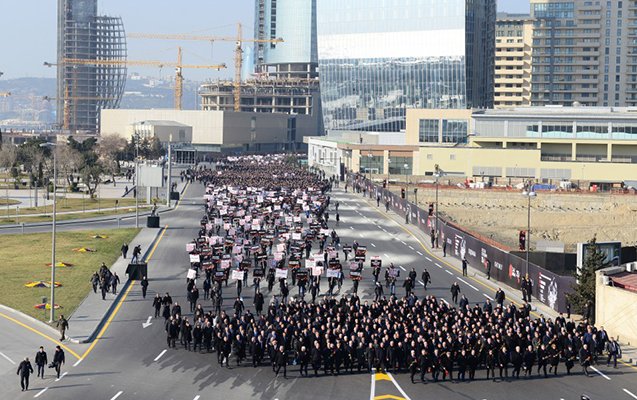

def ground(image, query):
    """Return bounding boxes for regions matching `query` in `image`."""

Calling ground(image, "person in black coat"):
[299,346,310,377]
[456,349,468,382]
[579,344,592,377]
[537,344,549,377]
[254,289,264,315]
[450,282,461,305]
[548,343,560,375]
[274,346,288,378]
[140,276,149,299]
[52,346,65,379]
[418,349,430,383]
[192,323,203,353]
[511,346,524,379]
[523,345,536,377]
[311,342,323,376]
[564,345,576,375]
[408,349,418,383]
[467,349,478,381]
[34,346,47,379]
[486,348,497,381]
[16,357,34,391]
[498,346,511,380]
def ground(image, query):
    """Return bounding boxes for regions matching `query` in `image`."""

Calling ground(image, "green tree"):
[567,236,607,322]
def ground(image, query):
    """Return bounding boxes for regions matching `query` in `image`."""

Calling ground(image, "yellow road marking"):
[78,225,169,361]
[374,395,405,400]
[175,182,190,209]
[0,311,81,360]
[375,372,391,381]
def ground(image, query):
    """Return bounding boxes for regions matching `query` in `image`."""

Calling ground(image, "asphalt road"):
[0,181,636,400]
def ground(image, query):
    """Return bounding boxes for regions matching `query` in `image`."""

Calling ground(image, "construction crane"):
[127,23,284,111]
[64,47,227,110]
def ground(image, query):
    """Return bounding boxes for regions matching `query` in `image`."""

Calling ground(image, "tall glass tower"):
[317,0,495,132]
[57,0,127,133]
[254,0,318,79]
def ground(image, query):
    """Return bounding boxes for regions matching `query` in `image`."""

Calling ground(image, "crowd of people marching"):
[154,155,619,383]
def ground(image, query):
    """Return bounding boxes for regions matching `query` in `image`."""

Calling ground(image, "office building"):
[316,0,496,133]
[307,106,637,186]
[530,0,637,107]
[57,0,127,132]
[495,13,533,108]
[254,0,318,79]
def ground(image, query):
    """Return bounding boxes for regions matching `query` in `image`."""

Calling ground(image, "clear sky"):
[0,0,531,81]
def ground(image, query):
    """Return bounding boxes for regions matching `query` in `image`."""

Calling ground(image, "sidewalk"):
[355,190,637,366]
[65,226,165,343]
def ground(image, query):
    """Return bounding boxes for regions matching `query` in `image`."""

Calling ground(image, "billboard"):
[576,241,621,269]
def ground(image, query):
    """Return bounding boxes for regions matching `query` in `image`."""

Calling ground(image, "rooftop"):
[473,106,637,120]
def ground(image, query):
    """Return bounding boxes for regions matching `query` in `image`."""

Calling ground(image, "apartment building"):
[495,13,533,108]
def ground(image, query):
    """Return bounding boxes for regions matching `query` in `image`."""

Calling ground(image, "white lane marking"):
[110,391,124,400]
[425,257,432,261]
[73,358,83,367]
[458,278,479,292]
[418,280,424,285]
[369,372,375,400]
[0,351,16,364]
[441,299,450,306]
[55,371,68,382]
[445,270,453,275]
[435,263,443,268]
[399,266,406,271]
[387,372,413,400]
[194,396,201,400]
[408,246,414,250]
[400,241,406,245]
[154,349,167,362]
[382,228,387,233]
[483,293,493,301]
[34,387,48,398]
[371,243,376,247]
[416,251,423,256]
[591,366,611,380]
[349,226,354,230]
[359,233,364,237]
[383,253,389,258]
[624,388,637,400]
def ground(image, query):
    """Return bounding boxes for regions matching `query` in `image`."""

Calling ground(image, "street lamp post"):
[166,134,172,207]
[404,163,409,224]
[40,142,57,322]
[434,164,442,248]
[134,134,140,229]
[522,183,537,277]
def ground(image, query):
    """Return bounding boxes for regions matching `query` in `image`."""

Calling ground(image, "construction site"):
[400,183,637,252]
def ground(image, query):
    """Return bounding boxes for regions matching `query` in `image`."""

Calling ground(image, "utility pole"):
[166,134,172,207]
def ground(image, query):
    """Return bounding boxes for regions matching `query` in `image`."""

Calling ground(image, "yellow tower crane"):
[127,23,284,112]
[64,47,227,111]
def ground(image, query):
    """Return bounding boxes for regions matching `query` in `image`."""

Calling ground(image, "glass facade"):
[254,0,318,69]
[442,119,469,143]
[419,119,440,143]
[317,0,495,132]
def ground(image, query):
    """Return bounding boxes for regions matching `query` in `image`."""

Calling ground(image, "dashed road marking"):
[425,257,432,261]
[408,246,414,250]
[441,299,449,306]
[418,280,424,285]
[55,371,68,382]
[458,278,480,292]
[73,358,83,367]
[382,228,387,233]
[416,251,423,256]
[445,270,453,275]
[371,243,376,247]
[0,351,15,364]
[110,391,124,400]
[350,226,354,230]
[359,233,364,237]
[591,366,611,380]
[34,387,48,398]
[435,263,443,268]
[624,388,637,400]
[383,253,389,258]
[400,241,406,245]
[194,396,201,400]
[154,349,167,362]
[399,266,406,271]
[483,293,493,301]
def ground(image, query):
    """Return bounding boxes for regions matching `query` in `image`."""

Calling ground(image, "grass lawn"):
[0,228,140,323]
[0,199,20,206]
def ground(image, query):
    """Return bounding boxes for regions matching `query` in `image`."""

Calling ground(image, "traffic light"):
[401,188,405,199]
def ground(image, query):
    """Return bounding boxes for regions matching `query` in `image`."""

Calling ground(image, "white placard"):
[276,268,288,279]
[189,254,200,263]
[187,269,197,280]
[326,269,340,278]
[232,270,244,280]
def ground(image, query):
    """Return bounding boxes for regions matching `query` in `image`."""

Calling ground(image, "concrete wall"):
[405,109,474,145]
[596,271,637,346]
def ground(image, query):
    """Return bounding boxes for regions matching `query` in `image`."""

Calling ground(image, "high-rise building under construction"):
[57,0,127,133]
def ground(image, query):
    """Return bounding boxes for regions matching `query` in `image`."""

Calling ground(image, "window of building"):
[418,119,439,143]
[442,120,468,144]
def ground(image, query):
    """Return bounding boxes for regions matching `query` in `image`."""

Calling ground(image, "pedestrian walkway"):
[65,227,164,343]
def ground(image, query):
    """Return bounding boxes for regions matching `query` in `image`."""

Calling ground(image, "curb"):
[0,303,62,339]
[68,226,166,344]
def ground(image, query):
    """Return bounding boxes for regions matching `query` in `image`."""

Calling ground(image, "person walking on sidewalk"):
[121,243,129,259]
[34,346,47,379]
[56,315,69,341]
[606,337,621,368]
[462,258,468,277]
[16,357,34,391]
[53,346,65,379]
[485,257,492,280]
[90,272,99,294]
[110,272,121,295]
[442,240,447,257]
[140,276,149,298]
[131,245,142,263]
